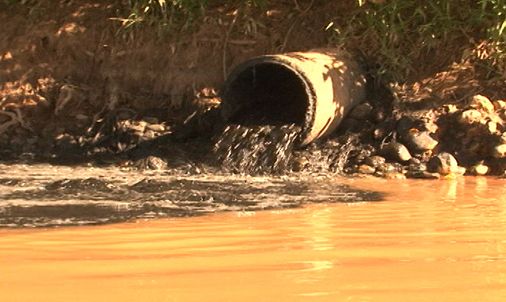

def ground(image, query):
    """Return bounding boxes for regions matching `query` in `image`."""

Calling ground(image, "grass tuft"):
[329,0,505,83]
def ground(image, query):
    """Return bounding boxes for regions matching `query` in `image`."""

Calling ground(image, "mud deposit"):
[0,164,381,228]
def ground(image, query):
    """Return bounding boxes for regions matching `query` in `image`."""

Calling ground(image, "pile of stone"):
[344,94,505,178]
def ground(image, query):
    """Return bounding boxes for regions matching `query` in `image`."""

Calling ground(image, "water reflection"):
[0,172,505,301]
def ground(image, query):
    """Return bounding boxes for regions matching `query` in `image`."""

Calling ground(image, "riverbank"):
[1,1,505,178]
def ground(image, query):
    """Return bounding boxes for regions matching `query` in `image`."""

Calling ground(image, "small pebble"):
[470,163,489,176]
[358,164,376,174]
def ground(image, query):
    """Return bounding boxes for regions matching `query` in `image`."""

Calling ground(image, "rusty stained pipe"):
[220,49,367,146]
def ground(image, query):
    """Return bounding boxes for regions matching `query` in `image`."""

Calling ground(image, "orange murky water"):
[1,177,506,302]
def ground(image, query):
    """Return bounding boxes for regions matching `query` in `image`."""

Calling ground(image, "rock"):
[376,163,399,173]
[443,104,459,114]
[487,121,498,134]
[405,130,438,151]
[470,94,495,113]
[140,155,167,170]
[422,120,439,134]
[372,127,387,140]
[406,170,441,179]
[381,142,412,162]
[409,157,421,165]
[427,152,459,175]
[396,116,415,135]
[127,121,146,133]
[143,130,156,139]
[455,166,466,175]
[146,124,165,132]
[458,109,482,125]
[358,164,376,174]
[470,163,489,176]
[292,157,308,172]
[493,100,506,110]
[364,155,386,168]
[340,118,361,132]
[349,102,373,119]
[408,162,427,173]
[492,144,506,158]
[372,108,386,122]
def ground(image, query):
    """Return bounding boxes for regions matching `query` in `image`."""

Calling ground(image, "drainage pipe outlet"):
[220,49,367,146]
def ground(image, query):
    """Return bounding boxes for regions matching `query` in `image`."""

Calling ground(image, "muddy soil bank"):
[0,1,505,178]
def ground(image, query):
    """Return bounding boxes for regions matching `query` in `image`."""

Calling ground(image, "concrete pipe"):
[220,49,367,146]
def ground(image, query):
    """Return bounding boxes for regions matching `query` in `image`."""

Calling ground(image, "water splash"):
[212,124,301,174]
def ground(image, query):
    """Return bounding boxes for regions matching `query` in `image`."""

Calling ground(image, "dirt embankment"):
[0,1,505,177]
[0,1,336,155]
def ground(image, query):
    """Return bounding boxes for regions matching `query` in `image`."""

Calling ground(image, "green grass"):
[114,0,268,34]
[116,0,208,32]
[330,0,506,83]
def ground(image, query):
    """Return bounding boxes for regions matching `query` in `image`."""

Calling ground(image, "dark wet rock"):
[492,144,506,158]
[427,152,458,175]
[381,142,412,162]
[396,116,415,135]
[349,102,373,120]
[358,164,376,174]
[130,179,174,193]
[406,170,441,179]
[292,156,308,172]
[353,148,374,164]
[372,108,386,123]
[339,118,361,133]
[45,178,115,192]
[405,130,438,151]
[0,178,24,186]
[408,162,427,173]
[364,155,386,168]
[376,163,399,173]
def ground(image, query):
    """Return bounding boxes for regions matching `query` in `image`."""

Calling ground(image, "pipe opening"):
[224,63,309,126]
